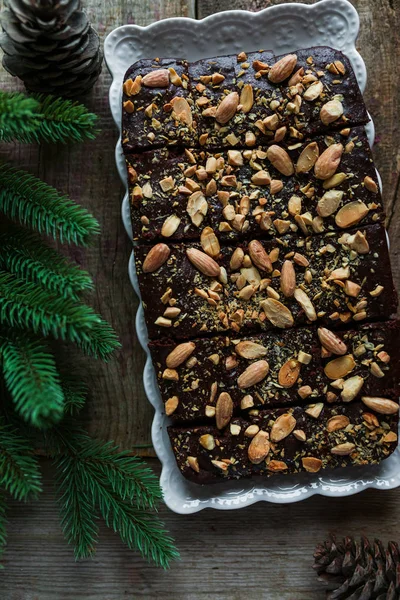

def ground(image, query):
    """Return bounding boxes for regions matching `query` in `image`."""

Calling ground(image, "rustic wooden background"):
[1,0,400,598]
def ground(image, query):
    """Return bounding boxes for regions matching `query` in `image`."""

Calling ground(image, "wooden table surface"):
[1,1,400,598]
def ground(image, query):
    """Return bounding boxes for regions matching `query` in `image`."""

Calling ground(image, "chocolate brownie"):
[126,127,382,244]
[168,401,399,484]
[121,58,196,153]
[150,321,400,422]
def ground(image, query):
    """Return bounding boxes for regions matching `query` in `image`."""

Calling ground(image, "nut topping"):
[341,376,364,402]
[237,360,270,388]
[270,413,296,441]
[335,201,369,228]
[240,84,254,113]
[142,243,170,273]
[317,190,343,217]
[186,248,220,277]
[199,434,215,450]
[314,143,343,180]
[260,299,294,329]
[215,392,233,429]
[320,98,344,125]
[166,342,196,368]
[170,96,193,126]
[266,145,294,176]
[142,68,170,87]
[187,191,208,226]
[326,415,350,432]
[187,456,200,472]
[278,359,300,388]
[317,328,347,355]
[248,240,273,272]
[302,457,322,473]
[235,341,268,359]
[294,288,317,321]
[296,142,319,173]
[280,260,296,297]
[361,397,399,415]
[331,442,355,456]
[248,430,270,464]
[200,227,220,258]
[165,396,179,416]
[215,91,239,124]
[161,214,181,237]
[324,355,356,380]
[268,54,297,83]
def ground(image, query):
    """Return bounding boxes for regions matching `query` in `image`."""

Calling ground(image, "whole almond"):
[320,98,344,125]
[302,457,322,472]
[166,342,196,368]
[270,413,296,442]
[326,415,350,432]
[260,299,294,329]
[248,430,270,464]
[215,392,233,429]
[361,397,399,415]
[278,359,301,388]
[331,442,355,456]
[280,260,296,297]
[142,243,171,273]
[230,247,244,270]
[200,227,220,258]
[317,190,343,217]
[335,201,369,228]
[268,54,297,83]
[317,327,348,355]
[248,240,273,272]
[142,68,170,87]
[294,288,317,321]
[237,360,269,388]
[240,84,254,113]
[216,91,239,124]
[161,214,181,237]
[170,96,193,126]
[235,340,268,359]
[165,396,179,416]
[267,145,294,176]
[296,142,320,173]
[186,248,220,277]
[314,143,343,180]
[324,355,356,380]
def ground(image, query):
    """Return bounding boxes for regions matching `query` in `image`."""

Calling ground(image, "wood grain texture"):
[0,0,195,457]
[2,458,400,600]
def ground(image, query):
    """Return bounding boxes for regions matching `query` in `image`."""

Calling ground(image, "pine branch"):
[0,330,64,428]
[0,163,100,246]
[0,270,119,360]
[33,95,99,144]
[0,418,42,501]
[53,429,178,568]
[0,91,98,144]
[59,372,88,416]
[56,452,99,559]
[0,228,93,300]
[0,491,7,567]
[0,91,41,143]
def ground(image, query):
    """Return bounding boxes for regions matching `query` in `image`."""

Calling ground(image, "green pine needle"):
[0,418,42,501]
[0,330,64,428]
[0,163,100,246]
[0,91,98,144]
[33,94,99,144]
[56,453,99,559]
[0,91,41,143]
[59,372,88,416]
[54,431,178,567]
[0,491,7,566]
[0,228,93,300]
[0,270,119,360]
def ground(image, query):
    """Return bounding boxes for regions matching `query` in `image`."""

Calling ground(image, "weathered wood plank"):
[0,0,195,457]
[2,459,400,600]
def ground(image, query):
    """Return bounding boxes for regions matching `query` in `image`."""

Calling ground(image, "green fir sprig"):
[0,91,98,144]
[0,163,100,245]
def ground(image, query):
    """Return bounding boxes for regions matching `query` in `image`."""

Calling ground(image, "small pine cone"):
[0,0,102,97]
[313,536,400,599]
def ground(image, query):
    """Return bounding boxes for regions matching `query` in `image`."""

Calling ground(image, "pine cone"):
[313,536,400,599]
[0,0,102,97]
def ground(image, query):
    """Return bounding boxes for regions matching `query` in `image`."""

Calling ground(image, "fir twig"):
[0,270,120,359]
[0,163,100,245]
[0,330,64,428]
[0,228,93,300]
[54,430,178,567]
[33,95,99,144]
[0,491,7,567]
[59,372,88,416]
[0,91,41,143]
[0,91,98,144]
[0,418,42,500]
